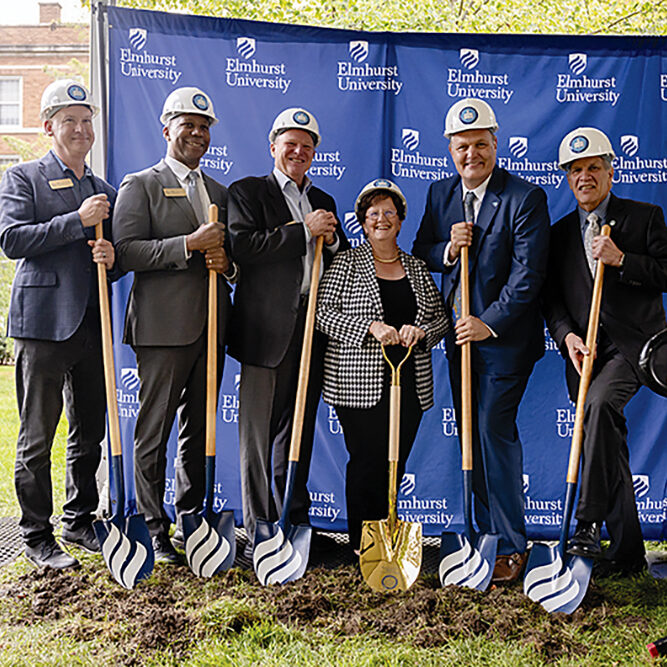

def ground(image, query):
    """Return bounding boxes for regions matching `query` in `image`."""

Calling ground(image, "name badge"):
[48,178,74,190]
[163,187,187,197]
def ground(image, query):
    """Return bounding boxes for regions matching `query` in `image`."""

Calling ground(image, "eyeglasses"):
[366,210,398,221]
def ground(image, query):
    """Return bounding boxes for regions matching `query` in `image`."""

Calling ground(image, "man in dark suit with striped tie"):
[543,127,667,576]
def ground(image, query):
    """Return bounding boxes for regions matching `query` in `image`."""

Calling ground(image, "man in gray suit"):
[0,79,118,569]
[113,87,236,563]
[228,108,347,551]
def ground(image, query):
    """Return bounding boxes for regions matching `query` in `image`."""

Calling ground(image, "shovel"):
[524,224,611,613]
[182,204,236,577]
[253,236,324,585]
[359,345,422,593]
[438,244,498,591]
[92,223,154,589]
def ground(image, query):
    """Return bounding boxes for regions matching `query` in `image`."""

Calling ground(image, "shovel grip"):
[566,224,610,484]
[95,223,122,458]
[460,245,473,472]
[206,204,218,458]
[287,236,324,463]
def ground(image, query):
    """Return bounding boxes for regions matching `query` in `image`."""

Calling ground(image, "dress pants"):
[335,369,423,552]
[566,347,644,563]
[238,300,324,544]
[14,309,104,546]
[448,347,530,555]
[133,333,224,538]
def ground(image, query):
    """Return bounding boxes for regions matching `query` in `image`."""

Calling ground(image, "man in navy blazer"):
[543,127,667,576]
[413,98,550,582]
[228,108,348,551]
[0,80,118,569]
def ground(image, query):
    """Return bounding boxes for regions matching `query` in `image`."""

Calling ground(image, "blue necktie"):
[453,191,476,320]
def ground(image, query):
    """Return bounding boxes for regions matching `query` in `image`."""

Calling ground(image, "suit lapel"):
[40,152,79,212]
[469,169,501,273]
[154,159,199,229]
[357,242,383,317]
[605,193,628,237]
[266,173,294,225]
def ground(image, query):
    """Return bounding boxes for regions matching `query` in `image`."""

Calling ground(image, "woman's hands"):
[369,321,425,347]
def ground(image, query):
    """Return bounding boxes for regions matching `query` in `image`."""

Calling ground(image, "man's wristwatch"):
[618,252,626,268]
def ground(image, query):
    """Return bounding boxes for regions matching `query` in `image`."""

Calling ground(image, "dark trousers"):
[14,309,104,546]
[238,303,324,543]
[448,349,530,555]
[133,334,224,538]
[566,348,644,562]
[336,381,423,552]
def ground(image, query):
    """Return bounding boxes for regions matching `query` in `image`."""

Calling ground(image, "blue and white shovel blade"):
[182,510,236,577]
[524,542,592,613]
[253,520,312,586]
[439,531,498,591]
[93,514,154,589]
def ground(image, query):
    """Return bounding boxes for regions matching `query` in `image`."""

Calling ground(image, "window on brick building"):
[0,78,21,128]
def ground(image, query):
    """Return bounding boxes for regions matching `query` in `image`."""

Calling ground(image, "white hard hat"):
[444,98,498,138]
[558,127,615,171]
[269,108,321,147]
[40,79,98,121]
[355,178,407,220]
[160,87,218,126]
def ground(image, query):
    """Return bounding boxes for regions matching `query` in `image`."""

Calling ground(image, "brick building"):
[0,2,89,168]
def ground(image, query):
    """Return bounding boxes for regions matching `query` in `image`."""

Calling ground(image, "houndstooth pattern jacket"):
[316,241,449,410]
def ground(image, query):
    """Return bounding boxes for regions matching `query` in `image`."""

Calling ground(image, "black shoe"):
[61,524,100,554]
[567,521,602,558]
[171,528,184,549]
[152,533,182,565]
[311,532,338,554]
[25,540,80,570]
[593,555,647,578]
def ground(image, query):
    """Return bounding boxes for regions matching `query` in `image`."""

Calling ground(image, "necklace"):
[372,251,400,264]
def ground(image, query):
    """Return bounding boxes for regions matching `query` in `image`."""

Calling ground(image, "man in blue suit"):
[413,98,550,582]
[0,80,118,569]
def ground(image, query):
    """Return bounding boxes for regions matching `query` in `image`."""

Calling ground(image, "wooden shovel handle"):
[287,236,324,463]
[566,224,611,484]
[206,204,218,458]
[95,223,122,458]
[460,245,473,472]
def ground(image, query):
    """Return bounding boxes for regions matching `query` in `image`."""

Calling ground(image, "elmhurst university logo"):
[348,40,369,63]
[402,128,420,150]
[459,48,479,70]
[399,473,416,496]
[620,134,639,157]
[343,211,362,236]
[234,373,241,392]
[120,368,140,391]
[522,474,530,495]
[236,37,256,59]
[508,136,528,158]
[632,474,649,498]
[568,53,587,75]
[129,28,147,52]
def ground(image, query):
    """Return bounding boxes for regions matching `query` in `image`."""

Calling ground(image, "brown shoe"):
[491,552,527,583]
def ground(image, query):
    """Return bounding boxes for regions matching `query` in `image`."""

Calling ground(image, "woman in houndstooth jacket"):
[316,179,449,553]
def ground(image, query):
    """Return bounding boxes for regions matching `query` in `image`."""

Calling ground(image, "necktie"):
[186,171,205,225]
[584,212,600,276]
[453,191,476,320]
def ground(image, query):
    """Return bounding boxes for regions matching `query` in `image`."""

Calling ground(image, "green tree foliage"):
[96,0,667,35]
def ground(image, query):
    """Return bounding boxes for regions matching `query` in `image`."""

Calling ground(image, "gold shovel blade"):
[359,518,422,592]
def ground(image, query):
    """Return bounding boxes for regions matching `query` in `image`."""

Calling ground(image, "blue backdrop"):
[105,6,667,539]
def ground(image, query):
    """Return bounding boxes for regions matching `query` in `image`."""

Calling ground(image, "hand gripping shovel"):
[92,223,154,589]
[182,204,236,577]
[359,345,422,593]
[252,237,324,585]
[524,224,611,613]
[439,243,498,591]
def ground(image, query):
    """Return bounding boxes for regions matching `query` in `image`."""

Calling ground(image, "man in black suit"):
[228,108,347,548]
[543,126,667,575]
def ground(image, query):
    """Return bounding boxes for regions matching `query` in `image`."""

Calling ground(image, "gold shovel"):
[359,345,422,593]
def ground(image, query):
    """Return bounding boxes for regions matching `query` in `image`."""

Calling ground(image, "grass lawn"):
[0,364,665,666]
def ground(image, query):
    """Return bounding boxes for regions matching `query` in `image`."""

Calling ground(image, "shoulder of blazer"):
[308,184,335,210]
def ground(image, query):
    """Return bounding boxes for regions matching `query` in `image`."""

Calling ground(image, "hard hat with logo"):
[558,127,615,170]
[40,79,98,121]
[159,86,218,126]
[444,98,498,138]
[268,108,321,147]
[355,178,407,220]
